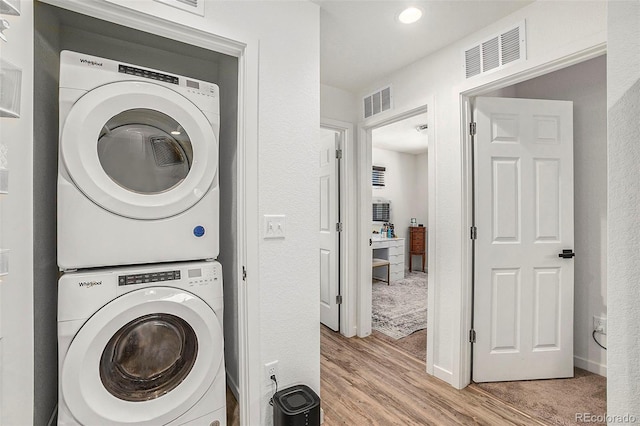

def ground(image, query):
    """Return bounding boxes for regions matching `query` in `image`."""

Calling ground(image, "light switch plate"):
[263,215,286,239]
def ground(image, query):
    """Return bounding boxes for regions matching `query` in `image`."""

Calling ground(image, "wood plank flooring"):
[320,325,547,425]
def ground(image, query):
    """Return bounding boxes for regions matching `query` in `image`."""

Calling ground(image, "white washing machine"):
[58,51,220,270]
[58,260,226,426]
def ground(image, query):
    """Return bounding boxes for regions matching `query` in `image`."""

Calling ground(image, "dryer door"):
[61,287,223,425]
[60,81,218,220]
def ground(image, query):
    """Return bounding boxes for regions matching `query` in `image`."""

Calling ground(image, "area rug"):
[372,271,427,339]
[472,368,607,426]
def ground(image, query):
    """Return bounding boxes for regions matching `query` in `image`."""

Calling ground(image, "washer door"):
[61,287,223,425]
[60,81,218,220]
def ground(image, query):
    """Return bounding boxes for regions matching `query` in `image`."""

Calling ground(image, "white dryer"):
[58,260,226,426]
[58,51,220,270]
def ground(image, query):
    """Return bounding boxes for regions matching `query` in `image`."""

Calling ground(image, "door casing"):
[459,44,606,389]
[355,100,436,376]
[321,119,356,337]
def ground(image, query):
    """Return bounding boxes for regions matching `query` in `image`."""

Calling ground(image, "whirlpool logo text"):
[78,281,102,288]
[79,58,103,67]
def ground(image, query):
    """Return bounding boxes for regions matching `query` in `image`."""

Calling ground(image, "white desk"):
[372,237,405,282]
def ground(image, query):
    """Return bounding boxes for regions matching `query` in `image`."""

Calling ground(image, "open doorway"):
[368,113,429,360]
[467,55,607,424]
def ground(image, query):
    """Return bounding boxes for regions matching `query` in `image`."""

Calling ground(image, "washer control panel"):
[118,270,180,286]
[114,262,220,290]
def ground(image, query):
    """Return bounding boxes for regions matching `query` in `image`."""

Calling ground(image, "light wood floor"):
[320,325,547,425]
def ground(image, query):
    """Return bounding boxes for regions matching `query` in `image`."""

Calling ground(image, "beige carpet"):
[473,368,607,425]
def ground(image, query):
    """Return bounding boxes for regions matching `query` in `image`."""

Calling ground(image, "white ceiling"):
[316,0,533,93]
[372,113,429,154]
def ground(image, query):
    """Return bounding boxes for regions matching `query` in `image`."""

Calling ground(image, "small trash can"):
[272,384,320,426]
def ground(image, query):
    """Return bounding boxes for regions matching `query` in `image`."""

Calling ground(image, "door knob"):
[558,249,575,259]
[369,238,372,246]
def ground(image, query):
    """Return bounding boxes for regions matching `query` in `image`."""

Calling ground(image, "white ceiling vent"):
[154,0,204,16]
[464,21,526,79]
[363,86,392,119]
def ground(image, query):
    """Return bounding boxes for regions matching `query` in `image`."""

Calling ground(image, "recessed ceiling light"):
[398,7,423,24]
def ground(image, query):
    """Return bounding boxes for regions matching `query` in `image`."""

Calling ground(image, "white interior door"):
[473,97,574,382]
[320,128,340,331]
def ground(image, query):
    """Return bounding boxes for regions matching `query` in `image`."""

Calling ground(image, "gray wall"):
[34,3,239,421]
[34,4,61,425]
[486,55,608,374]
[217,54,240,396]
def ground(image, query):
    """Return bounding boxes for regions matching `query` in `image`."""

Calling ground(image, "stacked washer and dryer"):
[56,51,226,426]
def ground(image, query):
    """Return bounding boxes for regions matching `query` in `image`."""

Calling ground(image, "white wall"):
[372,147,427,268]
[321,84,358,123]
[607,0,640,420]
[358,1,606,386]
[502,56,608,376]
[0,1,35,424]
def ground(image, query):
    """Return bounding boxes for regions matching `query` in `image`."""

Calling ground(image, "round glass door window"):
[97,109,193,194]
[99,313,198,402]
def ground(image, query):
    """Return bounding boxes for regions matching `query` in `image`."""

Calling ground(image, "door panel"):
[473,97,574,382]
[319,128,340,331]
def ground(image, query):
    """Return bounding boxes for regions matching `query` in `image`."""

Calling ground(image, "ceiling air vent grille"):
[464,21,526,79]
[153,0,204,16]
[363,86,392,119]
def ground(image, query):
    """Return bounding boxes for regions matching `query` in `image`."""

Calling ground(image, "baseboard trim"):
[574,355,607,377]
[433,365,454,383]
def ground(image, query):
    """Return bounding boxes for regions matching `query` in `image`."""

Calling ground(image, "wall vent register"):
[363,86,392,119]
[464,21,526,79]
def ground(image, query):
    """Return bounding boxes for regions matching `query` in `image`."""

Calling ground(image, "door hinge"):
[242,266,247,281]
[470,122,477,136]
[470,226,477,240]
[469,329,476,343]
[336,222,343,232]
[336,149,343,159]
[336,295,343,304]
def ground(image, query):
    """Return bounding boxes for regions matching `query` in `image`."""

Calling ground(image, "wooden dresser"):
[409,226,426,272]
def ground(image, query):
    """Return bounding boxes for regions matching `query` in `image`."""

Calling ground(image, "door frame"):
[320,118,356,336]
[38,1,262,424]
[355,99,436,370]
[458,44,606,387]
